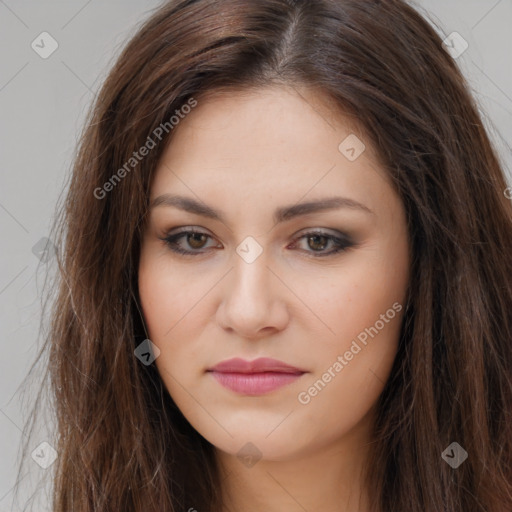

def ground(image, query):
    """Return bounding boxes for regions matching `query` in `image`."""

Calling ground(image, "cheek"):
[295,245,407,404]
[138,268,174,340]
[298,254,406,351]
[293,279,404,449]
[137,252,214,385]
[138,252,205,339]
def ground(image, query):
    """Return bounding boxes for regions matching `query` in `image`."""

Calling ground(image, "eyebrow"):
[149,193,374,224]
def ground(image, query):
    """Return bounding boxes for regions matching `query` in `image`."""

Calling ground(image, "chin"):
[190,415,320,463]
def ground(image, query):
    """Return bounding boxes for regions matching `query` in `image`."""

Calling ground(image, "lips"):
[207,357,306,395]
[208,357,305,374]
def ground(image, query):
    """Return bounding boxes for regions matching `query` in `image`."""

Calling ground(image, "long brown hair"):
[21,0,512,510]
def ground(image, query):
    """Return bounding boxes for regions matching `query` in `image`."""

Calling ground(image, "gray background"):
[0,1,511,510]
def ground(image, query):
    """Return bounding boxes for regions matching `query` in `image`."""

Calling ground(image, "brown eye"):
[291,230,354,257]
[161,229,219,255]
[307,234,329,252]
[161,228,353,258]
[187,232,209,249]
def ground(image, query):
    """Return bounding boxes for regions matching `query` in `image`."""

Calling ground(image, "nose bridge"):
[230,243,272,306]
[216,241,288,336]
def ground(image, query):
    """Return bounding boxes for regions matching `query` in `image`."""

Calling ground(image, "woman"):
[27,0,512,510]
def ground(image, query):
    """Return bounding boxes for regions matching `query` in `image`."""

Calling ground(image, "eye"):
[288,230,354,257]
[160,228,220,256]
[160,228,354,257]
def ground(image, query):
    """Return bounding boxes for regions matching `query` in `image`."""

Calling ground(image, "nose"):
[216,250,290,339]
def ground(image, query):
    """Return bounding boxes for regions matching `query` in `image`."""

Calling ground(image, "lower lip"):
[209,371,304,395]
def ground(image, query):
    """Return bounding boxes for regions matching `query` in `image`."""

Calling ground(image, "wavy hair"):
[22,0,512,510]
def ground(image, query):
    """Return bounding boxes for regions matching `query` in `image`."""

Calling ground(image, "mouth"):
[206,357,306,395]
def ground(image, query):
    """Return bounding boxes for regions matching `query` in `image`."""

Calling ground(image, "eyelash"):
[159,228,354,258]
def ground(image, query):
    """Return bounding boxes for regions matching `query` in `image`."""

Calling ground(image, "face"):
[138,85,410,462]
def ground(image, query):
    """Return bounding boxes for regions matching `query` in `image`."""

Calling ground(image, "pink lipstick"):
[207,357,306,395]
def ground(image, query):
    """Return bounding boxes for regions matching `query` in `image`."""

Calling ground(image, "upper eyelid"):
[166,226,345,242]
[161,228,353,259]
[165,228,349,250]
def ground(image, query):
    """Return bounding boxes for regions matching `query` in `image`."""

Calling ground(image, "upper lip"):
[207,357,305,374]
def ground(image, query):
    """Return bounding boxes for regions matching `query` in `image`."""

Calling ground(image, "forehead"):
[150,85,395,222]
[163,85,368,160]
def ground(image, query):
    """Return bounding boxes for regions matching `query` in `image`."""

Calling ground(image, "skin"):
[138,85,410,512]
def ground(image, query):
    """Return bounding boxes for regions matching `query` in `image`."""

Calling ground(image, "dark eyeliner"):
[289,230,354,257]
[159,229,354,257]
[159,228,214,256]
